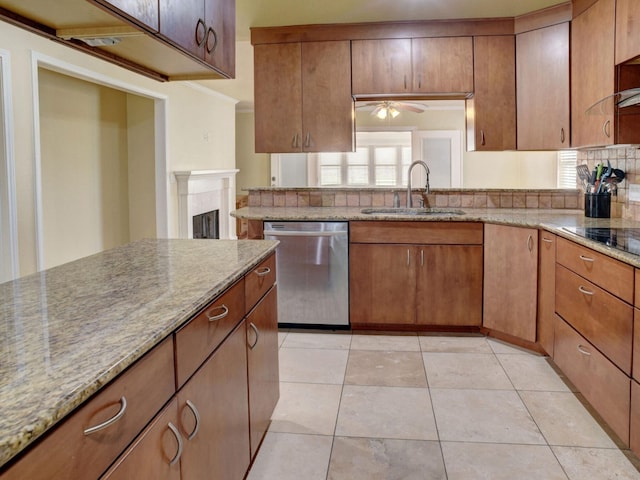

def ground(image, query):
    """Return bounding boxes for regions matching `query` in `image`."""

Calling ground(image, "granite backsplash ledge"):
[247,188,581,210]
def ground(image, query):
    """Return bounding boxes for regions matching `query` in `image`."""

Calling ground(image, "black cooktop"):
[562,227,640,256]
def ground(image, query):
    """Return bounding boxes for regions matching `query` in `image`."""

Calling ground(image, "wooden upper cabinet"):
[516,23,570,150]
[412,37,473,93]
[159,0,235,77]
[254,41,353,153]
[91,0,159,31]
[616,0,640,64]
[467,36,516,151]
[352,39,412,95]
[352,37,473,96]
[571,0,616,148]
[254,43,303,153]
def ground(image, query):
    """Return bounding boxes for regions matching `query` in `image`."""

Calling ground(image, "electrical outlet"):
[629,184,640,202]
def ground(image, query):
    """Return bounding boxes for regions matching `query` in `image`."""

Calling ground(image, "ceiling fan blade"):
[397,103,427,113]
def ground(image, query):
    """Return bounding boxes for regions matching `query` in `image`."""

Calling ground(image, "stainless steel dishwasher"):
[264,221,349,326]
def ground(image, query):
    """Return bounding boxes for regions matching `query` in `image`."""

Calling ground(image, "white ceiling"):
[201,0,568,109]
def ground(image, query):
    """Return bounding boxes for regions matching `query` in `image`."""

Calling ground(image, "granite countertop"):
[232,206,640,267]
[0,238,278,469]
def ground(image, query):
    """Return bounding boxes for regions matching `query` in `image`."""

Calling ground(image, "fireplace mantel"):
[174,169,238,239]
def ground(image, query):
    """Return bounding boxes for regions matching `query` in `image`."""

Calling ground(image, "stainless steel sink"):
[360,207,465,216]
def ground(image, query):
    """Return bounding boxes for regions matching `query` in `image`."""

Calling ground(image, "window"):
[317,131,412,187]
[557,150,578,189]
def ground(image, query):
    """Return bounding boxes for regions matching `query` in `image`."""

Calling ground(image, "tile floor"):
[246,331,640,480]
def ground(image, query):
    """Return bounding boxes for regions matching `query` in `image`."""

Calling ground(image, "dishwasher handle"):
[264,230,346,238]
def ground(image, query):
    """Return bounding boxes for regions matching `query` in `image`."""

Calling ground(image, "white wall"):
[0,20,237,276]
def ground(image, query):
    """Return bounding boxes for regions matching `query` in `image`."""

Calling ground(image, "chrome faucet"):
[406,160,430,208]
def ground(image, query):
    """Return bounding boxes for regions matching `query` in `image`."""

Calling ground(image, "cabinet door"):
[349,244,417,325]
[177,321,250,480]
[203,0,235,76]
[246,286,280,459]
[412,37,473,93]
[615,0,640,65]
[159,0,205,58]
[571,0,615,148]
[351,39,412,95]
[537,232,556,356]
[301,41,354,152]
[516,23,570,150]
[254,43,303,153]
[483,224,538,342]
[467,36,516,151]
[90,0,159,31]
[416,245,482,326]
[101,400,182,480]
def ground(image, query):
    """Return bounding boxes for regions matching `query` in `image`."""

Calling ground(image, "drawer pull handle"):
[83,396,127,435]
[542,237,553,244]
[578,286,594,296]
[577,345,592,356]
[185,400,201,440]
[255,267,271,277]
[579,255,594,263]
[420,250,424,267]
[206,304,229,322]
[407,249,410,267]
[167,422,184,466]
[249,322,260,349]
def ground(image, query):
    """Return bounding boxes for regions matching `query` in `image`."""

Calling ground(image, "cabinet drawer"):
[349,221,483,244]
[245,253,276,312]
[175,278,245,388]
[555,264,633,375]
[553,316,630,445]
[2,338,175,480]
[557,237,634,303]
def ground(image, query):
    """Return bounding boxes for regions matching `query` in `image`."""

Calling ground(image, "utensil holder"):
[584,192,611,218]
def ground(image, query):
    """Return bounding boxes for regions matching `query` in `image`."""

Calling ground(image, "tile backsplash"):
[577,148,640,221]
[248,188,581,210]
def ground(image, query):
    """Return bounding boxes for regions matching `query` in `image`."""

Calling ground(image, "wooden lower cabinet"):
[416,245,483,326]
[554,315,631,444]
[537,232,556,355]
[483,224,538,342]
[350,244,418,325]
[101,400,182,480]
[247,286,280,458]
[177,320,251,480]
[349,243,482,327]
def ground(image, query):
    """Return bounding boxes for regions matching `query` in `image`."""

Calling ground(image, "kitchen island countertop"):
[0,238,278,469]
[233,206,640,267]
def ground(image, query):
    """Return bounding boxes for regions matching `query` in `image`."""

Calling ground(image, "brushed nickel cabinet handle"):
[404,75,407,90]
[578,285,594,296]
[249,322,260,349]
[527,235,533,252]
[579,255,594,263]
[291,134,298,148]
[255,267,271,277]
[481,130,486,146]
[205,27,218,54]
[305,132,311,148]
[195,18,206,46]
[206,304,229,322]
[185,400,201,440]
[407,249,410,267]
[168,422,184,466]
[577,345,591,356]
[542,237,553,244]
[420,250,424,267]
[603,120,611,138]
[84,397,127,435]
[560,127,565,144]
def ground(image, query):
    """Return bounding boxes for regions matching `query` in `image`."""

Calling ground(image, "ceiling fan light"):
[389,107,400,118]
[376,108,388,120]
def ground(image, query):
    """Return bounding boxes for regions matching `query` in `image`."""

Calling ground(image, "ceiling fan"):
[357,100,428,120]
